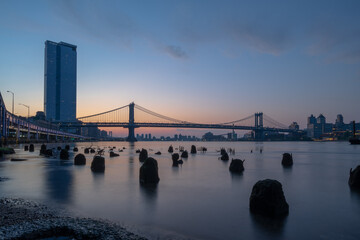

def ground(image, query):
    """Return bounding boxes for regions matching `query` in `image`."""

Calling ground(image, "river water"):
[1,141,360,240]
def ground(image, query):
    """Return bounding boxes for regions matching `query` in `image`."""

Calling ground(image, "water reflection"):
[44,159,74,204]
[139,184,158,212]
[92,171,105,188]
[250,213,287,239]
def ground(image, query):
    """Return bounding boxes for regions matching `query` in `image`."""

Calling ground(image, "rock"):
[29,144,34,152]
[65,145,70,151]
[229,159,245,173]
[178,159,183,164]
[220,148,226,156]
[181,150,188,158]
[24,145,29,151]
[200,147,207,152]
[0,147,15,154]
[40,144,47,155]
[90,148,95,153]
[155,151,161,155]
[11,158,27,162]
[74,154,86,165]
[282,153,293,167]
[349,165,360,189]
[59,149,69,160]
[139,157,160,185]
[168,145,174,153]
[221,152,229,161]
[44,149,53,157]
[191,145,197,154]
[172,153,179,161]
[84,148,90,154]
[249,179,289,217]
[57,146,62,151]
[110,151,119,157]
[135,149,141,153]
[73,147,78,152]
[91,156,105,172]
[139,149,148,162]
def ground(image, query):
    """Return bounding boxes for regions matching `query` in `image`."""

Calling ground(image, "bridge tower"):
[126,102,137,142]
[254,112,264,141]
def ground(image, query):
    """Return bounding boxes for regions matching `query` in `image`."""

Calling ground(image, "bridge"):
[0,92,85,144]
[60,102,294,142]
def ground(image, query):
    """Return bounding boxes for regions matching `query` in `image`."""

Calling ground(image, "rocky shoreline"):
[0,198,147,240]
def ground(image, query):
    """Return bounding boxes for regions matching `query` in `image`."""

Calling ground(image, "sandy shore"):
[0,197,148,240]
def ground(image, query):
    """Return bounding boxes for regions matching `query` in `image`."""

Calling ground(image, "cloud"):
[306,14,360,64]
[164,45,188,59]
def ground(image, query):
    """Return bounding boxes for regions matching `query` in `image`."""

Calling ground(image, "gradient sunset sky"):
[1,0,360,137]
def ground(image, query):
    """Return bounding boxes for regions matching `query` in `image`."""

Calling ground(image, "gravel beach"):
[0,198,148,240]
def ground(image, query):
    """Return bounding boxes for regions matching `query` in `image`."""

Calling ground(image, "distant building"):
[44,40,77,122]
[289,122,299,131]
[307,114,333,139]
[335,114,345,130]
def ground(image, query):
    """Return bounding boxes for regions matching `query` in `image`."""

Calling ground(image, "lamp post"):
[19,103,30,140]
[18,103,30,120]
[6,90,14,115]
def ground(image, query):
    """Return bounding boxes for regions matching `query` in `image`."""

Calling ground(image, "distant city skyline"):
[1,0,360,137]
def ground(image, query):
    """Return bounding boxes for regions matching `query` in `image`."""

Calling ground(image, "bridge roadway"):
[60,122,293,133]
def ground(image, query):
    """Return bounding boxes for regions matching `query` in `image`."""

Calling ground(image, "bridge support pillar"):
[254,129,264,141]
[126,102,137,142]
[126,126,137,142]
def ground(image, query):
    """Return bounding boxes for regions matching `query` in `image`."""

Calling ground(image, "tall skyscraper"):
[44,40,77,122]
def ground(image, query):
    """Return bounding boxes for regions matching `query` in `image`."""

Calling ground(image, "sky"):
[1,0,360,137]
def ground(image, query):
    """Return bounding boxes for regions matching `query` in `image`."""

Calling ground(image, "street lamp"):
[19,103,30,120]
[6,90,14,115]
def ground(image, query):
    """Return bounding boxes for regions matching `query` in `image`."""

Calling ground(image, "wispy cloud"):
[164,45,187,59]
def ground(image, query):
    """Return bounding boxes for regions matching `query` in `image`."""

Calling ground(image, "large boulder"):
[29,144,34,152]
[349,165,360,189]
[172,153,180,161]
[249,179,289,217]
[139,149,148,162]
[191,145,197,154]
[229,159,245,173]
[139,157,160,185]
[84,148,90,154]
[181,150,188,158]
[282,153,293,167]
[74,153,86,165]
[91,156,105,172]
[172,153,180,166]
[40,144,47,155]
[168,145,174,153]
[60,149,69,160]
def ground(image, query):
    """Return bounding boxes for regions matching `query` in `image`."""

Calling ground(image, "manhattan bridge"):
[1,91,295,143]
[60,102,294,141]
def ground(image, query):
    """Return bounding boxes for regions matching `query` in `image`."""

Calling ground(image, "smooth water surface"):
[1,141,360,240]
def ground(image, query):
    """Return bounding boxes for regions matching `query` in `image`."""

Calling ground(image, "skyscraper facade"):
[44,40,77,122]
